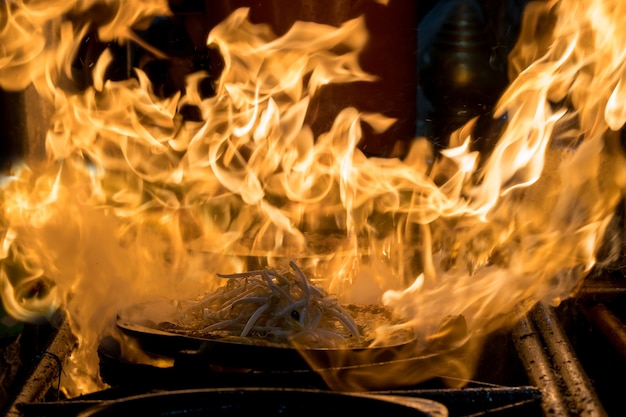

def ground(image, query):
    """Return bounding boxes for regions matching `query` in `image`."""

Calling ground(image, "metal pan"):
[116,313,418,372]
[76,388,448,417]
[114,300,470,391]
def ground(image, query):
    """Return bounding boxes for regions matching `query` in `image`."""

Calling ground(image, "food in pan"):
[157,261,412,349]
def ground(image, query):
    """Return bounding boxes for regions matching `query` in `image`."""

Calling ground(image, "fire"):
[1,0,625,395]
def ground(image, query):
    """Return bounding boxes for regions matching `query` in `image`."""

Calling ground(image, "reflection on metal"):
[0,85,53,167]
[583,303,626,361]
[419,0,508,150]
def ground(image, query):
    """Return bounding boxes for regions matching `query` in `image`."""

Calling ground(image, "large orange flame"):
[0,0,625,394]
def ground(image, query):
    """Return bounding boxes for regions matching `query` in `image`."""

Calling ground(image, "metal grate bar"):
[530,303,607,417]
[582,303,626,360]
[4,318,76,417]
[512,309,570,416]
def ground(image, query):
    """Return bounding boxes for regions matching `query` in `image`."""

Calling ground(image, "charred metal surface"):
[17,399,100,417]
[513,302,609,417]
[576,273,626,300]
[577,284,626,298]
[371,386,542,416]
[512,310,569,416]
[0,85,52,168]
[4,318,77,417]
[18,386,541,417]
[16,388,450,417]
[531,303,608,417]
[581,303,626,361]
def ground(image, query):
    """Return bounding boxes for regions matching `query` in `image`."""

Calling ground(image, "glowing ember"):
[1,0,626,395]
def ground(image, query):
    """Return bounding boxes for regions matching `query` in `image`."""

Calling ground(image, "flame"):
[1,0,626,394]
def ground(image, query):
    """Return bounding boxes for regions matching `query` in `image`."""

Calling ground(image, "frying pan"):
[115,299,469,391]
[76,388,448,417]
[116,307,418,371]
